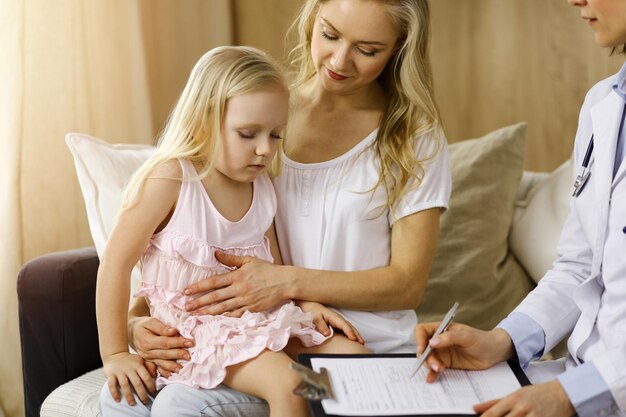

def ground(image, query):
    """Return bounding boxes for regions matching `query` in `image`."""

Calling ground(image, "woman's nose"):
[330,45,350,72]
[568,0,586,6]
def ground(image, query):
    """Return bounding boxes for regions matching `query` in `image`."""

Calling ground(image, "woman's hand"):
[414,322,515,383]
[474,380,575,417]
[103,352,155,406]
[128,315,194,377]
[297,301,365,344]
[183,251,291,316]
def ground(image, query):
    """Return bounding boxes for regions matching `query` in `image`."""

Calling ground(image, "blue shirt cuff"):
[496,312,545,368]
[557,361,618,417]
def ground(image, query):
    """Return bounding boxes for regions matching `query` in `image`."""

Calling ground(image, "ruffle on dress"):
[149,230,272,268]
[145,296,330,389]
[139,230,272,293]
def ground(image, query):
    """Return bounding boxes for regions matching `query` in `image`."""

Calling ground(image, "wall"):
[429,0,623,171]
[233,0,624,171]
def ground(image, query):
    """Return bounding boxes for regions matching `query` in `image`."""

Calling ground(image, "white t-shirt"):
[274,128,451,353]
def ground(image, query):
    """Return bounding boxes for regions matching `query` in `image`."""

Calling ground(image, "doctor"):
[415,0,626,416]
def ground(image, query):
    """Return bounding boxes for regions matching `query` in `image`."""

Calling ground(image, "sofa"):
[17,123,574,417]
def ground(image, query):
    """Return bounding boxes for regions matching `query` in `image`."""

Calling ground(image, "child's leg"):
[222,350,309,417]
[284,334,370,360]
[151,383,268,417]
[99,382,152,417]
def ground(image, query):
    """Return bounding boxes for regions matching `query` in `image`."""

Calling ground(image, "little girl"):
[97,46,368,417]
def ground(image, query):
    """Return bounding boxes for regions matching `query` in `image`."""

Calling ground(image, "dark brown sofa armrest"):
[17,247,102,417]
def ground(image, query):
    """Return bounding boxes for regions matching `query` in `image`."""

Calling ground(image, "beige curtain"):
[0,1,232,416]
[0,0,26,414]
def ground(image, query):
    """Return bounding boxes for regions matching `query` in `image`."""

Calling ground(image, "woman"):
[415,0,626,416]
[105,0,451,415]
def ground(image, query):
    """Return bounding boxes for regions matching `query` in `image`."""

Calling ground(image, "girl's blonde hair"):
[123,46,288,207]
[287,0,442,210]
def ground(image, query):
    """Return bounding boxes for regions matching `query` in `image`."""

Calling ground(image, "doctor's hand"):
[414,322,515,383]
[183,251,292,317]
[474,380,575,417]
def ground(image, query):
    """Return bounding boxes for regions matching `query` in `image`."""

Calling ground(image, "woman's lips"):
[327,68,348,81]
[583,16,598,26]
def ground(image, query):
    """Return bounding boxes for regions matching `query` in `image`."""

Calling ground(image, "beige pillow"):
[416,123,535,330]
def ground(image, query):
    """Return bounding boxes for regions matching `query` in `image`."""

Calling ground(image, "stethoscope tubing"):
[573,134,594,197]
[582,135,594,169]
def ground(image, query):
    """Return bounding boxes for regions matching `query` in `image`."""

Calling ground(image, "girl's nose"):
[255,137,271,156]
[568,0,586,6]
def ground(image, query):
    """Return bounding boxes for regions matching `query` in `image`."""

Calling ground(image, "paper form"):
[310,357,523,416]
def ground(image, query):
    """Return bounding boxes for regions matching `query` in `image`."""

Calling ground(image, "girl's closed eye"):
[237,130,256,139]
[270,132,283,140]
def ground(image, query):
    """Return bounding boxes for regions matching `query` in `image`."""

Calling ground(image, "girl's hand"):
[297,301,365,344]
[103,352,155,406]
[414,322,515,383]
[183,251,290,316]
[473,380,575,417]
[128,316,193,377]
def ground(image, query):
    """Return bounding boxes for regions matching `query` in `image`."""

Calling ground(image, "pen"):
[410,302,459,377]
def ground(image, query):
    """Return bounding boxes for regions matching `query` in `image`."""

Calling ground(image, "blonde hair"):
[123,46,288,207]
[287,0,442,210]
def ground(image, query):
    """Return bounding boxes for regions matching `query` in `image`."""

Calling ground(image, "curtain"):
[0,1,232,416]
[0,1,26,415]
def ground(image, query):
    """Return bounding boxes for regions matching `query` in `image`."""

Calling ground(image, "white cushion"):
[40,368,105,417]
[509,159,573,283]
[65,133,156,258]
[516,171,549,203]
[66,133,155,292]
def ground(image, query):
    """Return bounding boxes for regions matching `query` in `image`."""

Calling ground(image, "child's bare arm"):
[96,160,181,404]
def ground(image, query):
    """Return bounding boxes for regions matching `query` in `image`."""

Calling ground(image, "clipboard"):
[296,353,530,417]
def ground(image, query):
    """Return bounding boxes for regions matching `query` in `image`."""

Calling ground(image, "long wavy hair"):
[611,44,626,55]
[123,46,288,207]
[286,0,443,210]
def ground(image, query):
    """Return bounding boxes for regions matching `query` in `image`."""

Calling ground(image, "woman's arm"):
[127,296,194,377]
[184,207,441,315]
[266,221,283,265]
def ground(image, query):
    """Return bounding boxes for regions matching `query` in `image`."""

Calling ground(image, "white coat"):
[515,74,626,413]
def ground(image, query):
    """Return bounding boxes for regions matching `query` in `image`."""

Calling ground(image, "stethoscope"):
[572,134,594,197]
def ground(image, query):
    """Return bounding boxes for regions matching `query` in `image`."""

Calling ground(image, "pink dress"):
[134,159,328,389]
